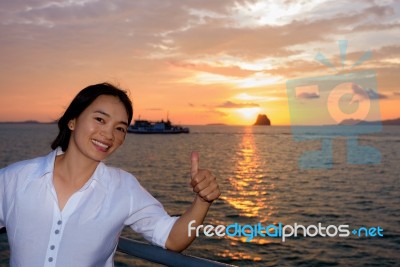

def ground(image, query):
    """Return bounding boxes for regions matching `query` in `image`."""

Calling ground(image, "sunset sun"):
[237,107,261,120]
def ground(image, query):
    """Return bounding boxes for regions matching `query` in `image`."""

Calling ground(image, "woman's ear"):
[68,119,76,130]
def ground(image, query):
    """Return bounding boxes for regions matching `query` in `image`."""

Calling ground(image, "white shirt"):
[0,148,178,267]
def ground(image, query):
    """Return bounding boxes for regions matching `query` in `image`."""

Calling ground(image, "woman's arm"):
[165,152,221,252]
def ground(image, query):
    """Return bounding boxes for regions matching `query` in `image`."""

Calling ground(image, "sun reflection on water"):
[222,127,275,220]
[217,127,277,262]
[218,250,262,262]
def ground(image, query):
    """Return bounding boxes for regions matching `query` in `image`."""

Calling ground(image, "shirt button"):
[55,230,60,234]
[57,220,62,225]
[48,257,53,262]
[50,245,55,250]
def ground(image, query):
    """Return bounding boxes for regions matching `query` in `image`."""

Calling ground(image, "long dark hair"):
[51,83,133,151]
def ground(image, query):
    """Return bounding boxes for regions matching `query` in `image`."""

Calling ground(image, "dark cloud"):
[217,101,259,108]
[352,84,387,100]
[366,88,387,99]
[296,92,320,99]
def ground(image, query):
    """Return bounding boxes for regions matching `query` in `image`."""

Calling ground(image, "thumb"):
[191,151,199,178]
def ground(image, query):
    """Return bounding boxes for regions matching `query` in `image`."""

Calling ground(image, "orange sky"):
[0,0,399,125]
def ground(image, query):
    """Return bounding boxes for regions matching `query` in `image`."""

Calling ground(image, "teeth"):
[92,139,110,149]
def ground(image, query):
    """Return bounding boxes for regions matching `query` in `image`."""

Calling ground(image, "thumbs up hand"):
[190,151,221,203]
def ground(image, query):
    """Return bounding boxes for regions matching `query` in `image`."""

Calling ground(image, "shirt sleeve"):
[123,176,179,248]
[0,167,7,228]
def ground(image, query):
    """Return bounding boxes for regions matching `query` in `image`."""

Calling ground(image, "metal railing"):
[117,237,235,266]
[0,228,236,267]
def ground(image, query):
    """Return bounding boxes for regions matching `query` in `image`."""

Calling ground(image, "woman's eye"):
[116,127,127,133]
[95,117,105,123]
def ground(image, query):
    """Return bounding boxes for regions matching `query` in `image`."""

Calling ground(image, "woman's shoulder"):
[98,163,141,188]
[0,153,50,176]
[0,152,54,191]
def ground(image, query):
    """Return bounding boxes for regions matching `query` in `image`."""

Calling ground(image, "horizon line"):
[1,118,400,127]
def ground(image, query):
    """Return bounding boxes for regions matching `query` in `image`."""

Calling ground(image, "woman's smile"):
[91,138,112,152]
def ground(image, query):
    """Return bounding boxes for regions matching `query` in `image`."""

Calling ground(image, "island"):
[339,118,400,126]
[254,114,271,126]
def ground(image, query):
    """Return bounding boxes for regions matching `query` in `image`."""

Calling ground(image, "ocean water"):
[0,123,399,267]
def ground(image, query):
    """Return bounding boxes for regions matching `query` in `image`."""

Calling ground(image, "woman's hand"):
[165,151,221,251]
[189,151,221,203]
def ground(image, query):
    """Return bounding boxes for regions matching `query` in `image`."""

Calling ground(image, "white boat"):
[127,120,189,134]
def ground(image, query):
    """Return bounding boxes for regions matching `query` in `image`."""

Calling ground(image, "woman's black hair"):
[51,83,133,151]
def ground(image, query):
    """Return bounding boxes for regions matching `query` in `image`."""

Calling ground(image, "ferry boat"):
[127,119,189,134]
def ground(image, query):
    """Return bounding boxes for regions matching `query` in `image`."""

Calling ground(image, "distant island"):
[206,123,227,126]
[254,114,271,126]
[0,120,41,124]
[0,120,57,124]
[339,118,400,126]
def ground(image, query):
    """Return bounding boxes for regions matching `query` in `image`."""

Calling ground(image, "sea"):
[0,123,399,267]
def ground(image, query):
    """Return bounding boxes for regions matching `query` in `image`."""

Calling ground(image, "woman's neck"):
[53,147,100,211]
[55,148,99,186]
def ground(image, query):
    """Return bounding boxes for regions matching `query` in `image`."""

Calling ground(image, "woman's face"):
[68,95,129,162]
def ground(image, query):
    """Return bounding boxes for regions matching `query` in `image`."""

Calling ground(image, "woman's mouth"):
[91,139,111,152]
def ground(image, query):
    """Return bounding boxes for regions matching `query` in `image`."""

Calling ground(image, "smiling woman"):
[0,82,221,266]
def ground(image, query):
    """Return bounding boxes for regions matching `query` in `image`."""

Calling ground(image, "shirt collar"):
[37,148,60,177]
[38,147,109,189]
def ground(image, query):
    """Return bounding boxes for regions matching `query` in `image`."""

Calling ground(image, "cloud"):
[1,0,400,123]
[235,92,281,102]
[145,108,163,111]
[366,89,387,99]
[208,109,228,117]
[1,0,399,69]
[374,45,400,58]
[154,1,396,61]
[217,101,259,108]
[352,84,387,100]
[168,60,257,78]
[296,92,320,99]
[295,85,320,99]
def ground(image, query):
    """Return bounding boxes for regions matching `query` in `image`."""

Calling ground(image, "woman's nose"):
[101,125,115,141]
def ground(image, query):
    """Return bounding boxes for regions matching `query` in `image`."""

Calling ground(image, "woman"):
[0,83,220,266]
